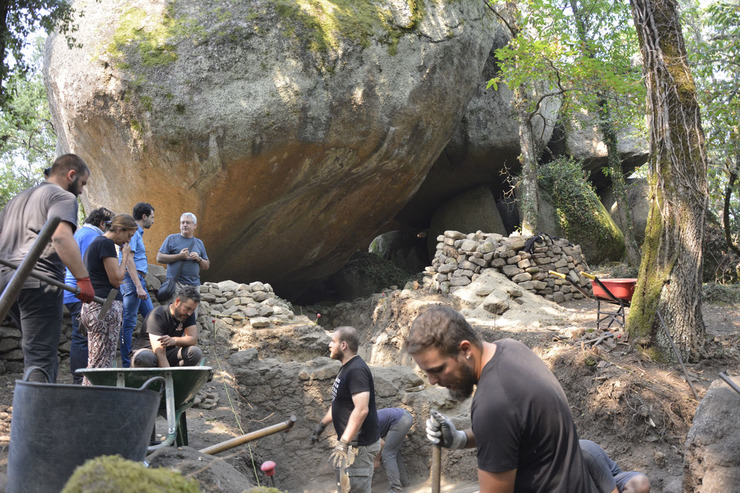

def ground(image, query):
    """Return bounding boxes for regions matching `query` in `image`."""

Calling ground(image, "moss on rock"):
[62,455,200,492]
[273,0,426,55]
[539,157,625,264]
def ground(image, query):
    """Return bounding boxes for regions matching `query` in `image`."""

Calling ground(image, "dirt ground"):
[0,296,737,492]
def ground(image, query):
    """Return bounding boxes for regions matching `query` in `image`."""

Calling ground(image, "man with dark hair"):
[405,305,596,493]
[580,440,651,493]
[63,206,114,384]
[131,285,202,368]
[119,202,155,367]
[311,326,381,493]
[0,154,94,382]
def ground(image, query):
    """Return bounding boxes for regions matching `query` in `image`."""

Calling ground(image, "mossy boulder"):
[45,0,499,297]
[62,455,200,492]
[538,157,625,264]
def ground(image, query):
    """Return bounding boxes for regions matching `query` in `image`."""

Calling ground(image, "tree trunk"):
[723,169,740,256]
[598,102,642,268]
[626,0,708,360]
[516,85,539,236]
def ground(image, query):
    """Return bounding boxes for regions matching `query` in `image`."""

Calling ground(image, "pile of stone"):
[0,274,300,373]
[424,230,592,302]
[198,279,297,330]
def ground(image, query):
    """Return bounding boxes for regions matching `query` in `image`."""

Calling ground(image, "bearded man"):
[131,285,202,368]
[0,154,94,382]
[310,326,381,493]
[404,305,597,493]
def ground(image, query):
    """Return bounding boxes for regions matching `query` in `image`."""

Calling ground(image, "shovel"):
[0,258,115,319]
[431,444,441,493]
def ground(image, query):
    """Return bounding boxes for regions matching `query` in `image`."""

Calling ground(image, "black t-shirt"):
[132,305,196,351]
[471,339,596,493]
[330,355,379,446]
[83,236,121,301]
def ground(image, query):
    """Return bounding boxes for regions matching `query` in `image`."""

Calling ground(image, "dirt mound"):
[0,286,737,492]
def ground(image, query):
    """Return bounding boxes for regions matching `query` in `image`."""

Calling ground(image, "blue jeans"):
[120,274,153,368]
[65,301,86,384]
[7,284,63,383]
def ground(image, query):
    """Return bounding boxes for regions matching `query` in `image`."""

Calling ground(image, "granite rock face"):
[45,0,500,296]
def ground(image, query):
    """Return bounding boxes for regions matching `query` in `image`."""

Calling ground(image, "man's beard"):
[330,349,344,361]
[68,176,82,196]
[448,362,476,401]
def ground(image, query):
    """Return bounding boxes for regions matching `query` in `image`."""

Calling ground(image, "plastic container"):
[7,367,163,493]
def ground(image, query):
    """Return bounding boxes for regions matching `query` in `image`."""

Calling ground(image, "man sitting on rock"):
[131,285,202,368]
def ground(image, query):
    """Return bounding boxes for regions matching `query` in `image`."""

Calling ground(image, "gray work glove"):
[311,422,327,444]
[426,409,468,450]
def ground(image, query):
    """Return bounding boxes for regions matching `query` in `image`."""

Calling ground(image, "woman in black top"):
[80,214,136,384]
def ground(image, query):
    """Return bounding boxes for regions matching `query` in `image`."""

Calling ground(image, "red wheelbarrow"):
[549,271,636,330]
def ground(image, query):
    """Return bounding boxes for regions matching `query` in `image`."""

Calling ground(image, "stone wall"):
[0,269,301,373]
[423,230,592,302]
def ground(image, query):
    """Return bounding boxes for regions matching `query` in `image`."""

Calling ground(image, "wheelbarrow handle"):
[548,270,566,279]
[138,376,166,393]
[580,271,596,280]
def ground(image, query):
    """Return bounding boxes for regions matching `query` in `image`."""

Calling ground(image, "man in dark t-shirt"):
[310,326,380,493]
[405,305,597,493]
[131,285,202,368]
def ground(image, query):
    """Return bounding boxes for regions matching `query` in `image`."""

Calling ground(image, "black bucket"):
[7,367,163,493]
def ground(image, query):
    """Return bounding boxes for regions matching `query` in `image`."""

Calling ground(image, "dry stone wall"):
[0,266,303,372]
[424,230,592,302]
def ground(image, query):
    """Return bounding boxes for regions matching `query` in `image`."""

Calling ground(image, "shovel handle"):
[431,444,441,493]
[580,271,596,280]
[548,270,566,279]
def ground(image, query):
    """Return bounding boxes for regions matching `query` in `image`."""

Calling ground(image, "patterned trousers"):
[80,299,123,386]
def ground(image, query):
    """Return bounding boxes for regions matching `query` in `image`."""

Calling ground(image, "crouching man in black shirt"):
[131,285,202,367]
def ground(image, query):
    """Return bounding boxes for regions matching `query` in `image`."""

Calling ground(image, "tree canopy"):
[0,0,79,109]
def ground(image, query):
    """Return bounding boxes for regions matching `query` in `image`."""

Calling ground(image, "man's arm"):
[157,324,198,350]
[478,469,517,493]
[320,407,333,426]
[156,250,188,264]
[148,332,170,368]
[125,254,147,299]
[52,221,88,279]
[339,391,370,443]
[187,243,209,270]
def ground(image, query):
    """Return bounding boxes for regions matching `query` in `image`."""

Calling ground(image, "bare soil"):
[0,297,737,492]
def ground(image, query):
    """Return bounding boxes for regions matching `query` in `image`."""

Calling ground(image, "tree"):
[683,1,740,256]
[0,0,79,109]
[568,0,643,268]
[487,0,645,250]
[626,0,708,359]
[486,1,567,236]
[0,35,54,207]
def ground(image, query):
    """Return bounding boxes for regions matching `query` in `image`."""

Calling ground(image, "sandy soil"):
[0,297,737,492]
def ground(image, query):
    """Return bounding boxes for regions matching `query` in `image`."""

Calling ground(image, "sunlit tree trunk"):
[627,0,708,360]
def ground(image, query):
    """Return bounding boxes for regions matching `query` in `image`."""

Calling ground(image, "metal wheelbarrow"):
[549,271,636,330]
[77,366,213,452]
